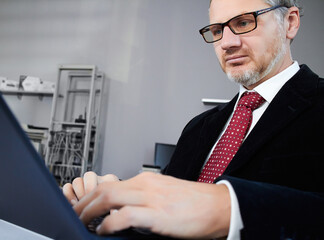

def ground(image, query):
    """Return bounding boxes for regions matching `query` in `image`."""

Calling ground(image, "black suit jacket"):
[164,65,324,239]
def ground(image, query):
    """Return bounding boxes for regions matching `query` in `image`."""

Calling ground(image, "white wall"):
[0,0,323,179]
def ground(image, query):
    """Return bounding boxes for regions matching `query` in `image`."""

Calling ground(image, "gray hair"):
[209,0,303,19]
[265,0,303,22]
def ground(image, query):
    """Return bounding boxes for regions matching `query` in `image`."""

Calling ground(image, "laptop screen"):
[0,94,91,239]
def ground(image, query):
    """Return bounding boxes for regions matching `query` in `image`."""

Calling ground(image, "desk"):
[0,219,52,240]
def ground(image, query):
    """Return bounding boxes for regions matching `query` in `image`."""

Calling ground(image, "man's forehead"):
[209,0,270,23]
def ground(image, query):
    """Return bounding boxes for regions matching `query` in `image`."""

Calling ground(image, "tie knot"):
[238,92,265,111]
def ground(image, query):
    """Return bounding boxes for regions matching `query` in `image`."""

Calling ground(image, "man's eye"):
[236,19,253,28]
[239,21,249,26]
[212,29,222,36]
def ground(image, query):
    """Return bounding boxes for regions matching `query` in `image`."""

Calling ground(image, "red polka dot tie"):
[198,92,265,183]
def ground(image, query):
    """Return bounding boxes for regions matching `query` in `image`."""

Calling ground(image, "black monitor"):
[154,143,176,170]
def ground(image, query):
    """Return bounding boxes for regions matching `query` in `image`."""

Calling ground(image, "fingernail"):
[111,209,118,214]
[71,199,77,205]
[96,224,101,232]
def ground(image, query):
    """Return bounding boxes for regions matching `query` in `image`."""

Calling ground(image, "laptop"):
[0,94,173,240]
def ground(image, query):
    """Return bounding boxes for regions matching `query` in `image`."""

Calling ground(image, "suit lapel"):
[224,65,317,175]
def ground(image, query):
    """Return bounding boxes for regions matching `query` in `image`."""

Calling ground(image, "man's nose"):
[220,26,241,50]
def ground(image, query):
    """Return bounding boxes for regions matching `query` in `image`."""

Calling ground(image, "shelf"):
[59,65,96,71]
[67,89,90,93]
[202,98,230,105]
[47,163,82,168]
[52,121,97,130]
[1,89,54,100]
[53,121,86,127]
[66,89,100,93]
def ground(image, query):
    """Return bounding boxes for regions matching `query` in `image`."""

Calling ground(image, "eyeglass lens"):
[203,13,257,42]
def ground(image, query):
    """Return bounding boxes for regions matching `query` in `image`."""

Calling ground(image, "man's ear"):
[285,6,300,41]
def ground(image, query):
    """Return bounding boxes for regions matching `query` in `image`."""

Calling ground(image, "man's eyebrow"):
[210,11,249,24]
[210,7,265,24]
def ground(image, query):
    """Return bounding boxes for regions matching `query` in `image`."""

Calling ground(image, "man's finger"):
[96,206,155,235]
[62,183,78,205]
[73,182,116,219]
[83,171,98,195]
[72,177,85,201]
[98,174,119,184]
[76,182,147,224]
[78,192,116,224]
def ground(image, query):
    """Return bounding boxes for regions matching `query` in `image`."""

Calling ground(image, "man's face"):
[210,0,288,88]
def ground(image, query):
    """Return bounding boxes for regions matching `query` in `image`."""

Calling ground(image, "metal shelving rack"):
[45,65,104,185]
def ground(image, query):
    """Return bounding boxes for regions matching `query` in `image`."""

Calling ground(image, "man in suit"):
[63,0,324,239]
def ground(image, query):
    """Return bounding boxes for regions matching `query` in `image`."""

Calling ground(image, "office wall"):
[0,0,323,179]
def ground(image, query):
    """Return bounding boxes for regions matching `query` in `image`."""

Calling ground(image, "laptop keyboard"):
[87,216,105,233]
[87,215,154,237]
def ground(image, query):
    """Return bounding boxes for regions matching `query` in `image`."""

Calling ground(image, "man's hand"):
[62,171,119,205]
[73,172,231,239]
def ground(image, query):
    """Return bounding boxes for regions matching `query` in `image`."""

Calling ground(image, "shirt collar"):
[238,61,300,103]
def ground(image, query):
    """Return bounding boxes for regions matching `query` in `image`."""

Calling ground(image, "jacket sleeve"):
[216,176,324,240]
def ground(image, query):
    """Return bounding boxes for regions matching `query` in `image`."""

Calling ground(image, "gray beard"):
[226,34,287,87]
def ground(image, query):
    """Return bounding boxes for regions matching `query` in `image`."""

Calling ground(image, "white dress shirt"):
[208,61,300,239]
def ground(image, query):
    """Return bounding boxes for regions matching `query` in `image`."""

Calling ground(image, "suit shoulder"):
[292,65,324,99]
[181,105,221,133]
[318,76,324,92]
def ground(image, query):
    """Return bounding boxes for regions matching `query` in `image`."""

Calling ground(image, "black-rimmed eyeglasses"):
[199,5,285,43]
